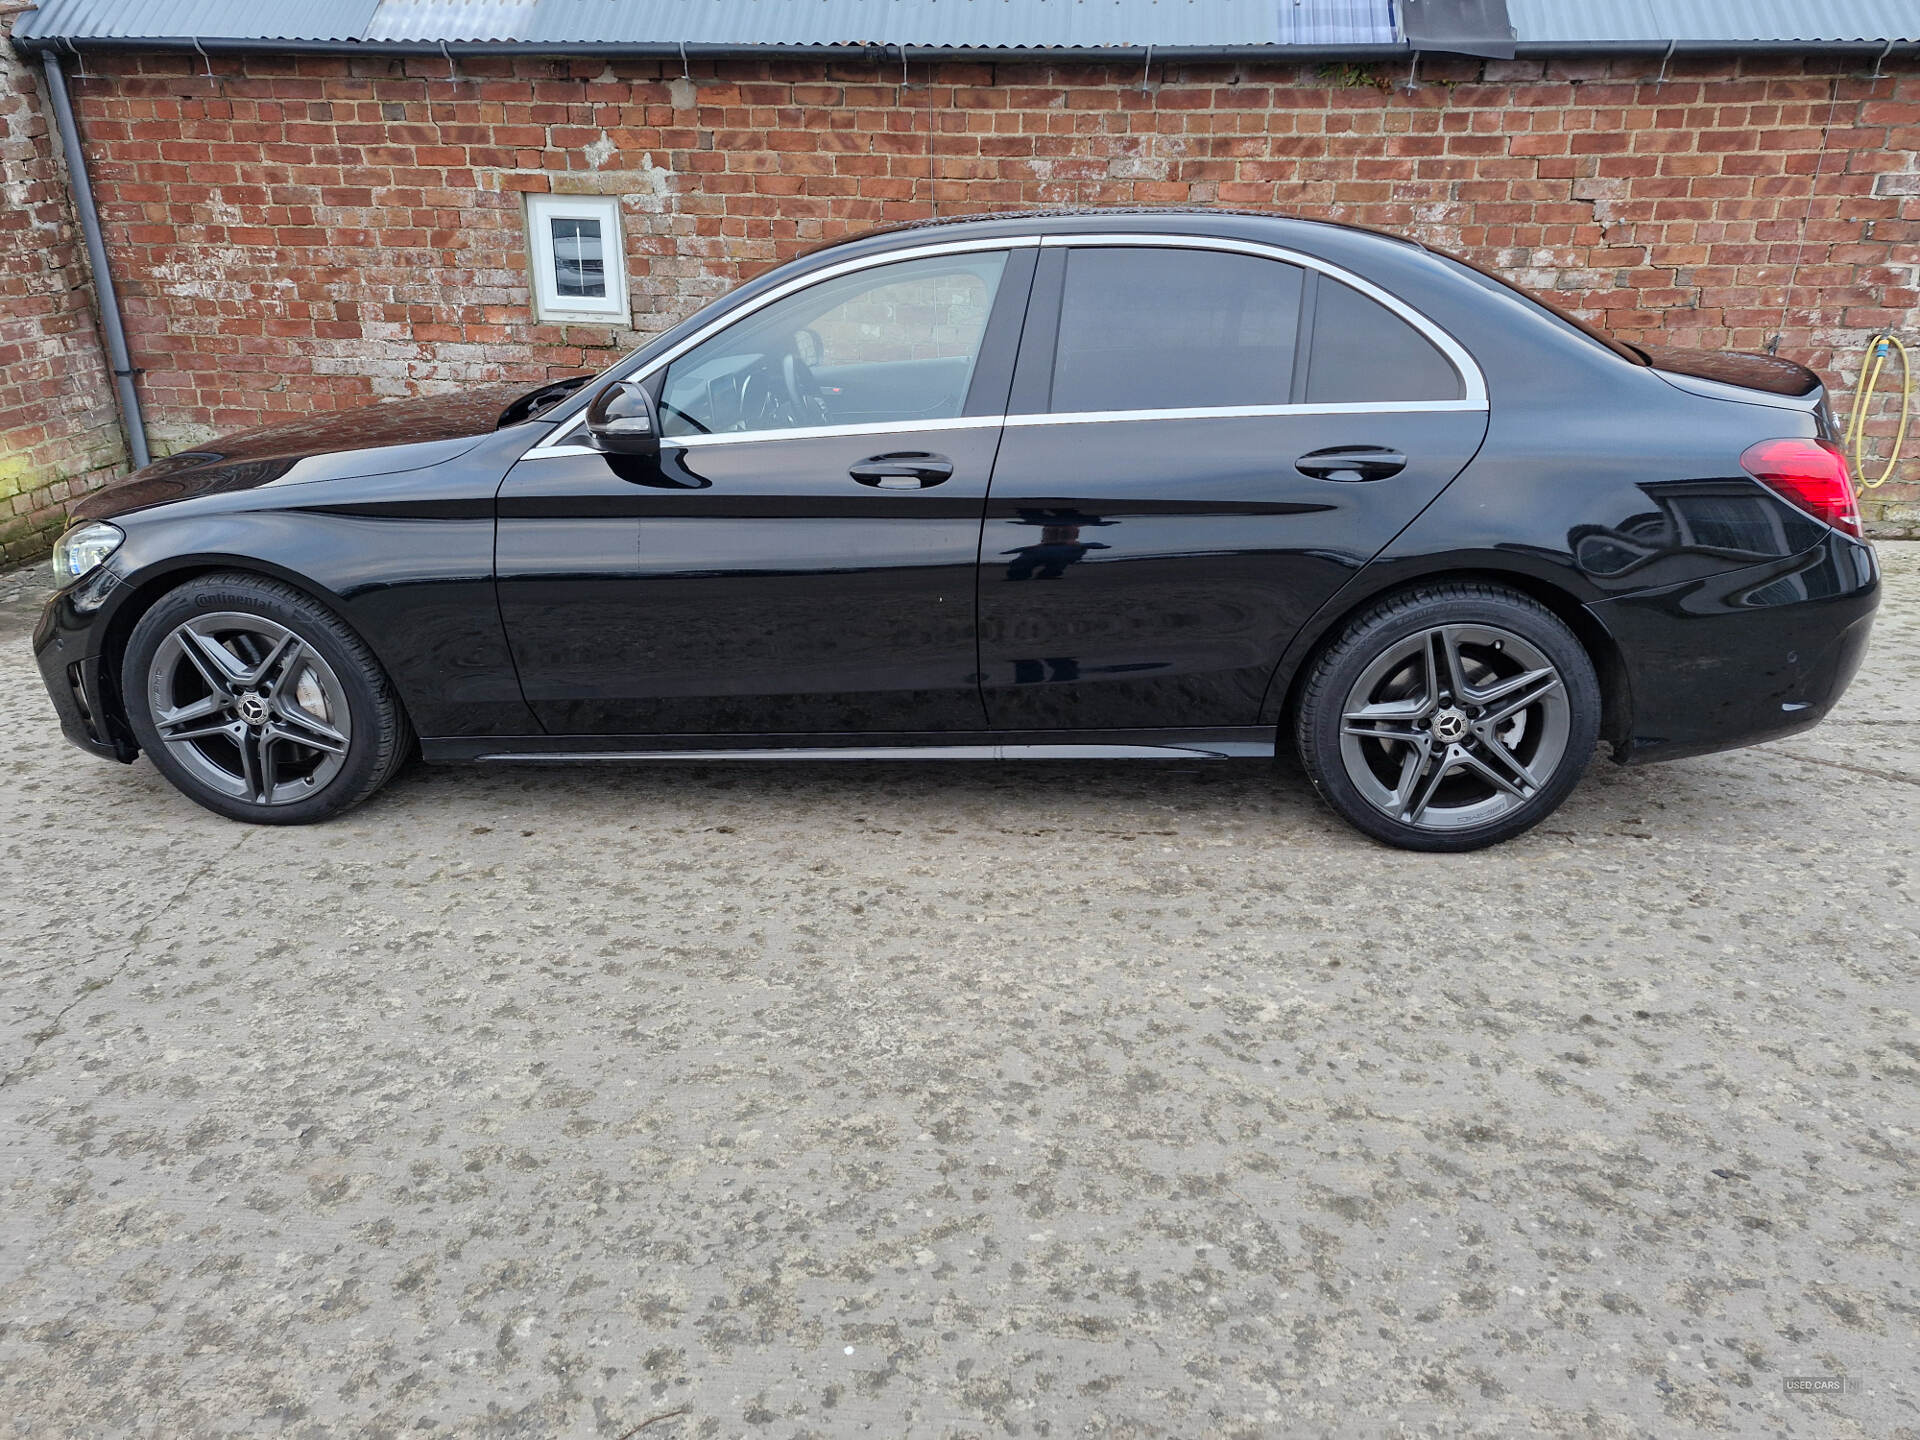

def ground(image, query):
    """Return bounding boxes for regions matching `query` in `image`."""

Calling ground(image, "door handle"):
[1296,446,1408,482]
[849,452,954,489]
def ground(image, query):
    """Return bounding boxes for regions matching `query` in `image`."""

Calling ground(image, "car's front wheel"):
[1294,583,1601,851]
[121,573,412,824]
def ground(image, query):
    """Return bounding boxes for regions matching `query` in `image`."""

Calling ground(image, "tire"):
[1293,583,1601,852]
[120,572,413,825]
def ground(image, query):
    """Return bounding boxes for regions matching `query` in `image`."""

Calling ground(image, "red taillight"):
[1740,438,1862,538]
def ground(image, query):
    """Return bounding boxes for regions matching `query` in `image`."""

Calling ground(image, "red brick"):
[0,32,1913,552]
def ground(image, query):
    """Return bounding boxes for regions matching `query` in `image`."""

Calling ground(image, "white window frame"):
[526,193,629,325]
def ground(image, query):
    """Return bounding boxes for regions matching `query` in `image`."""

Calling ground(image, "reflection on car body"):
[35,209,1877,850]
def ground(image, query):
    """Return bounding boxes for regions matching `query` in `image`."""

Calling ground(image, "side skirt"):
[420,728,1277,764]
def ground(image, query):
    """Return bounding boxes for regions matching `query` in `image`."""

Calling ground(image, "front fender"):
[46,451,542,743]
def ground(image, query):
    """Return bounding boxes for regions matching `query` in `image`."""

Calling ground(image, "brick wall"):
[10,44,1920,554]
[0,1,127,566]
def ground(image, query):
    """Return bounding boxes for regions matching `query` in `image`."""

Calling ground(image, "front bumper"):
[1590,531,1879,765]
[33,575,137,762]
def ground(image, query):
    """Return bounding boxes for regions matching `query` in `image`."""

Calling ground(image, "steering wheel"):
[729,346,832,431]
[782,350,832,428]
[734,361,790,431]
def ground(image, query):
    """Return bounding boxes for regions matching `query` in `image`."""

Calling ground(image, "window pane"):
[660,252,1007,437]
[1050,248,1301,414]
[1306,281,1461,403]
[550,217,606,299]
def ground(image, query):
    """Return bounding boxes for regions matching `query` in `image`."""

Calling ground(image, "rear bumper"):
[1590,532,1878,765]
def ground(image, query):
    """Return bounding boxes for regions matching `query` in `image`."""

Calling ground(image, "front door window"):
[658,252,1009,438]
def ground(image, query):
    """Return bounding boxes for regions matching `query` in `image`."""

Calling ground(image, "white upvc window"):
[525,193,629,324]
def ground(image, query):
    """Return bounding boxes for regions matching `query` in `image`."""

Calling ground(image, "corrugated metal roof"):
[365,0,538,43]
[1278,0,1398,46]
[463,0,1341,48]
[16,0,1398,48]
[13,0,380,42]
[12,0,1919,50]
[1508,0,1920,44]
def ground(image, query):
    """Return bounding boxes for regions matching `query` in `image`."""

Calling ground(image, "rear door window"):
[1305,280,1462,403]
[1049,247,1303,413]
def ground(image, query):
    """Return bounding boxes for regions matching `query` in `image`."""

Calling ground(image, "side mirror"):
[585,380,660,459]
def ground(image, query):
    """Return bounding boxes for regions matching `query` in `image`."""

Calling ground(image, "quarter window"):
[1305,280,1461,403]
[659,252,1008,438]
[1049,247,1303,413]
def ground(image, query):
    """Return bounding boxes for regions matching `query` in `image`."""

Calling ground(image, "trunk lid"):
[1641,344,1835,439]
[1641,345,1823,399]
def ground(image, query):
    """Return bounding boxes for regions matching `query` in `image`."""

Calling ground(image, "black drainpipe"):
[40,50,150,469]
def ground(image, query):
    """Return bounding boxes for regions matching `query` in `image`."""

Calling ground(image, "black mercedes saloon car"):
[35,209,1878,850]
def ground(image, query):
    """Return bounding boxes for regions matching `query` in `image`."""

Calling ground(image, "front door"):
[496,245,1034,735]
[979,242,1490,731]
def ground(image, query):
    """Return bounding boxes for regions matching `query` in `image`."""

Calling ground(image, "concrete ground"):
[0,548,1914,1440]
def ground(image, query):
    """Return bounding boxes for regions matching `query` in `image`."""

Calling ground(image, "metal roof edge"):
[1509,38,1920,55]
[6,33,1419,60]
[8,12,1917,61]
[19,38,1920,61]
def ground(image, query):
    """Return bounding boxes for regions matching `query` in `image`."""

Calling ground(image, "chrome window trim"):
[676,415,1000,449]
[1037,231,1487,409]
[528,401,1482,459]
[522,228,1487,460]
[1005,400,1484,428]
[538,416,1003,456]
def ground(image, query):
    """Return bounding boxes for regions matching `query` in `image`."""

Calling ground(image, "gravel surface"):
[1,549,1915,1439]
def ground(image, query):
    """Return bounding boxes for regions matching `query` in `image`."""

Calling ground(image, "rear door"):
[495,243,1034,735]
[978,238,1490,731]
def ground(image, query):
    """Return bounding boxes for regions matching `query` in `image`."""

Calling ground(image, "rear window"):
[1305,281,1462,403]
[1050,247,1303,413]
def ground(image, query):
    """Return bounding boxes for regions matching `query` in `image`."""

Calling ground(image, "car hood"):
[69,384,547,524]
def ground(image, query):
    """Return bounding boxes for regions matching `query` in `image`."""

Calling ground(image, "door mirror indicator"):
[586,381,661,459]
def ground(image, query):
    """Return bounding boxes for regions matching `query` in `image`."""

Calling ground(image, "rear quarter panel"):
[1243,231,1843,729]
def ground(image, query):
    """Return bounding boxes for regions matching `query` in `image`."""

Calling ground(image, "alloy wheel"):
[1337,622,1570,831]
[144,612,352,805]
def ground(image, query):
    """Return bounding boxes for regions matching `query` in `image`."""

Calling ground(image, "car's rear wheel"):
[1294,583,1600,851]
[121,573,412,824]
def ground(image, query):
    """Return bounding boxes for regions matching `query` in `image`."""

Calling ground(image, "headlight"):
[51,521,124,585]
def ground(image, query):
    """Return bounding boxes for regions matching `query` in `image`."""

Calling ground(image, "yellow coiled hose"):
[1844,332,1911,489]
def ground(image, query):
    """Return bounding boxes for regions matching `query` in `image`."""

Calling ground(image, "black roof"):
[805,206,1429,259]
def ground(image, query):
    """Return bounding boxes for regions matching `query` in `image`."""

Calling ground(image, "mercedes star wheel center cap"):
[1432,706,1470,743]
